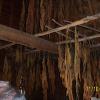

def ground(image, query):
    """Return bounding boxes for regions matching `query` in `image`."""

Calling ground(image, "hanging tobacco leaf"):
[58,45,65,86]
[2,56,12,81]
[35,56,41,91]
[41,57,48,100]
[47,55,55,96]
[27,55,35,96]
[26,0,35,33]
[64,30,73,100]
[19,0,25,31]
[15,47,20,63]
[16,67,23,89]
[74,28,80,80]
[58,29,74,100]
[74,28,81,100]
[15,46,25,94]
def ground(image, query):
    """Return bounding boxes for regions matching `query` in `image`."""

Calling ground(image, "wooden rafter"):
[0,25,58,53]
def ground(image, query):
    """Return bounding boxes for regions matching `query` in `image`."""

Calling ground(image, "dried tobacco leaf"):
[41,57,48,100]
[47,56,55,96]
[2,56,12,81]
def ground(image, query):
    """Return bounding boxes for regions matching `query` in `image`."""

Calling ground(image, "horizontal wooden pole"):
[45,25,66,37]
[34,13,100,37]
[0,25,58,53]
[64,20,100,33]
[52,19,86,37]
[56,34,100,44]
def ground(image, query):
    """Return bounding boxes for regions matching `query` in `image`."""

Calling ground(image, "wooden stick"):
[52,19,85,37]
[64,20,100,33]
[34,13,100,37]
[56,34,100,44]
[45,25,66,37]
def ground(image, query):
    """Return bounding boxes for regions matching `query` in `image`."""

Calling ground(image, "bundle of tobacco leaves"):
[97,57,100,86]
[15,46,25,94]
[58,45,65,86]
[35,55,41,91]
[81,45,93,100]
[2,56,12,81]
[82,46,90,77]
[16,66,23,89]
[19,0,25,30]
[47,55,55,96]
[40,0,46,31]
[64,30,74,100]
[58,30,74,100]
[27,55,35,96]
[26,0,35,33]
[41,57,48,100]
[74,28,81,100]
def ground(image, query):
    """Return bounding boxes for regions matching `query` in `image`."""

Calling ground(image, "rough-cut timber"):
[0,25,58,53]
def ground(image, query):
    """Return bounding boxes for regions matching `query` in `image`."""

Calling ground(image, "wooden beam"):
[56,34,100,44]
[34,13,100,37]
[0,25,65,51]
[0,25,58,53]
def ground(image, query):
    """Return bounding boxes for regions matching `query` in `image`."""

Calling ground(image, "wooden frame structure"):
[0,13,99,53]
